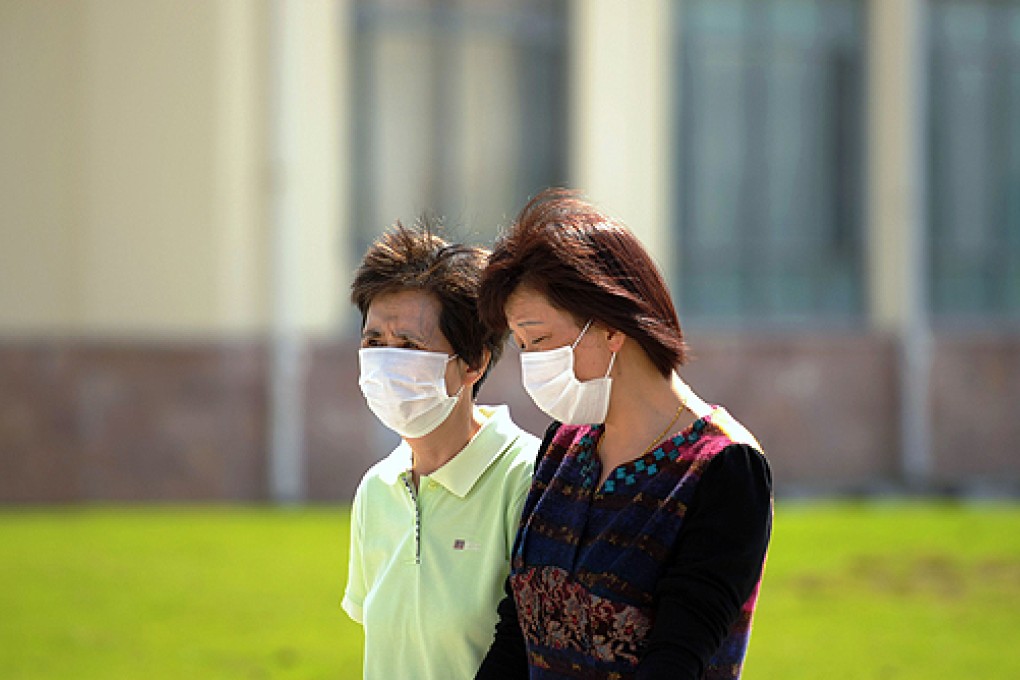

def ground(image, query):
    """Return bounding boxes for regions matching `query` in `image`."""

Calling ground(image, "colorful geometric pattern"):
[509,410,763,679]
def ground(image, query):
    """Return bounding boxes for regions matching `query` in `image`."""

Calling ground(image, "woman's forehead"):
[365,290,443,335]
[505,288,573,328]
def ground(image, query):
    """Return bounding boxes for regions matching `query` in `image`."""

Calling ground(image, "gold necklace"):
[599,401,686,458]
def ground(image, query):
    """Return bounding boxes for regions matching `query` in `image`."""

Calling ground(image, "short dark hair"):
[351,216,502,396]
[479,188,687,376]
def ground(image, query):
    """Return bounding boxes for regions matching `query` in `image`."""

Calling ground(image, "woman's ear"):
[463,348,492,387]
[604,327,626,353]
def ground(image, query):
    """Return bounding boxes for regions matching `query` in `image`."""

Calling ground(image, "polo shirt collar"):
[429,405,517,498]
[374,405,520,498]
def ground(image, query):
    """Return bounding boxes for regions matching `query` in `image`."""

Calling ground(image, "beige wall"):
[867,0,927,333]
[0,2,85,333]
[80,0,230,333]
[569,0,673,275]
[274,0,351,335]
[0,0,348,337]
[458,34,529,238]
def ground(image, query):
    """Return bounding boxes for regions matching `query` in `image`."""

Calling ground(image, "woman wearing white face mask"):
[342,219,540,680]
[474,189,773,680]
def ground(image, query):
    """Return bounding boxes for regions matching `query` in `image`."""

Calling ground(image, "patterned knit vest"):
[509,409,764,679]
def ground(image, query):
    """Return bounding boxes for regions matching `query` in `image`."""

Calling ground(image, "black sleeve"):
[636,444,773,680]
[474,573,529,679]
[475,420,560,679]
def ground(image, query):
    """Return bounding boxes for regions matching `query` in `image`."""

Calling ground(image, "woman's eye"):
[517,336,547,350]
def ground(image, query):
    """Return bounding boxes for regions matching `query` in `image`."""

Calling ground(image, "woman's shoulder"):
[495,428,541,483]
[686,412,772,502]
[353,444,411,497]
[660,409,768,494]
[547,422,597,450]
[481,406,542,474]
[698,407,764,456]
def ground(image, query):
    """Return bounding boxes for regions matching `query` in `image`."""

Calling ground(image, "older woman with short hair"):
[343,217,539,680]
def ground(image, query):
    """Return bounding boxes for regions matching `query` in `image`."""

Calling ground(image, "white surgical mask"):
[520,320,616,425]
[358,347,462,438]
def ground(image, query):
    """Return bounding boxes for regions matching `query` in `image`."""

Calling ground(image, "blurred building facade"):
[1,0,1018,503]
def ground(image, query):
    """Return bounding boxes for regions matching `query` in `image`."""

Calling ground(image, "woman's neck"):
[406,398,481,486]
[598,350,695,484]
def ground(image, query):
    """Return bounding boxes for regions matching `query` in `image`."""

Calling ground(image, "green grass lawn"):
[0,507,362,680]
[1,502,1018,679]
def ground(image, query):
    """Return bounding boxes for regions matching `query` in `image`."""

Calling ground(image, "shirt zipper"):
[401,473,421,565]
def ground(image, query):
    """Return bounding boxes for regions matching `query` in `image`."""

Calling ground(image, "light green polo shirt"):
[342,404,539,680]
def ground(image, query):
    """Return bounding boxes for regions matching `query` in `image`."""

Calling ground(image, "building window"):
[929,0,1020,320]
[674,0,865,325]
[351,0,567,255]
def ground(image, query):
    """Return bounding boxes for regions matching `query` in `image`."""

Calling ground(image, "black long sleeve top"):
[476,413,772,679]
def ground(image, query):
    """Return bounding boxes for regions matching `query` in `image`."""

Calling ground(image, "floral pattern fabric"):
[512,565,652,670]
[505,410,768,679]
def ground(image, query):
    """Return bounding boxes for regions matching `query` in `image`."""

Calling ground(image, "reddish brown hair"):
[479,188,687,375]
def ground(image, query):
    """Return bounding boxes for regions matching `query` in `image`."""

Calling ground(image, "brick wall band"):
[1,333,1018,503]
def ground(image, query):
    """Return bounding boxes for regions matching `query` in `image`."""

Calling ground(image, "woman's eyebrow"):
[394,331,428,345]
[360,328,428,345]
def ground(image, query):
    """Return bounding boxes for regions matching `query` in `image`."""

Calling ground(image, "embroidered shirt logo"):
[452,539,481,551]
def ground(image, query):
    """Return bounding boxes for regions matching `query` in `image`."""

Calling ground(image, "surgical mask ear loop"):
[571,319,594,349]
[444,354,461,398]
[604,351,617,378]
[575,320,612,381]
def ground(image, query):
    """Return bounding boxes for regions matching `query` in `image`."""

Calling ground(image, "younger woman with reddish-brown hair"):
[474,189,772,680]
